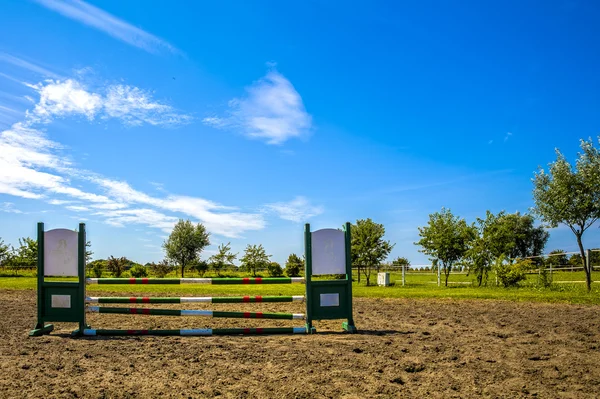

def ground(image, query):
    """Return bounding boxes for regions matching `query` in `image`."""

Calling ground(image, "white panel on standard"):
[51,294,71,308]
[320,293,340,307]
[44,229,79,276]
[311,228,346,275]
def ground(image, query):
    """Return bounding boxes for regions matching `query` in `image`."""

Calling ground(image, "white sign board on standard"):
[311,228,346,275]
[44,229,78,276]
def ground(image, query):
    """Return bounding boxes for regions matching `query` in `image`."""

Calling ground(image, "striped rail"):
[83,327,307,336]
[86,277,304,285]
[87,306,305,319]
[86,296,305,304]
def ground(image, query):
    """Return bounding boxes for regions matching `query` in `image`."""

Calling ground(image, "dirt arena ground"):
[1,289,600,398]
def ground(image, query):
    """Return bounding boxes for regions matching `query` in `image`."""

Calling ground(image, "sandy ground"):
[1,289,600,398]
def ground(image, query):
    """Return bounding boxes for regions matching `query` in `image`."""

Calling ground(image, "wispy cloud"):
[0,72,267,238]
[0,202,23,214]
[504,132,512,142]
[26,79,191,127]
[203,67,312,145]
[0,52,62,79]
[34,0,178,55]
[264,196,324,222]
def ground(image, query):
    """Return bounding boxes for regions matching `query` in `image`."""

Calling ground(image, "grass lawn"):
[2,273,600,305]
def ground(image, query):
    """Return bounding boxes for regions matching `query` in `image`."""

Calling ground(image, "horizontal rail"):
[87,306,305,320]
[83,327,308,336]
[86,277,305,285]
[86,296,305,304]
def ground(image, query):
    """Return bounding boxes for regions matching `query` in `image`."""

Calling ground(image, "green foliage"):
[267,261,283,277]
[106,256,128,278]
[351,219,394,286]
[11,237,38,267]
[191,259,209,277]
[538,264,553,288]
[416,208,476,286]
[533,137,600,291]
[480,211,549,260]
[285,253,303,277]
[392,257,410,268]
[163,219,211,278]
[0,239,11,267]
[240,244,271,277]
[87,259,106,278]
[494,256,535,287]
[208,242,237,277]
[129,264,149,278]
[545,250,569,267]
[148,260,174,278]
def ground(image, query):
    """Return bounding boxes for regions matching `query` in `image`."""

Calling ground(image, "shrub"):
[494,256,534,287]
[91,262,103,278]
[192,260,209,277]
[106,256,128,278]
[149,260,173,278]
[267,261,283,277]
[129,264,148,278]
[285,253,303,277]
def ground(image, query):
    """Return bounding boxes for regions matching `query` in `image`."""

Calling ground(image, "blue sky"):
[0,0,599,266]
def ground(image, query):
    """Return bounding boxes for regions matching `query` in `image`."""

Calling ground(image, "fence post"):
[402,265,406,287]
[437,264,441,287]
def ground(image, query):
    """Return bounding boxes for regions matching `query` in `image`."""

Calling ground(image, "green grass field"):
[2,268,600,305]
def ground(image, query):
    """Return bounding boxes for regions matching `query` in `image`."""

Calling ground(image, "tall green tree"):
[240,244,271,277]
[12,237,37,267]
[0,239,11,266]
[351,218,394,286]
[106,256,128,278]
[545,250,569,267]
[285,253,303,277]
[391,256,411,268]
[208,242,237,277]
[481,211,549,261]
[532,137,600,291]
[163,219,210,278]
[416,208,476,287]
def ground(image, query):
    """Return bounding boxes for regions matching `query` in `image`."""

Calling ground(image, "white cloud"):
[264,196,324,222]
[29,79,102,122]
[203,68,312,145]
[65,205,90,212]
[26,79,190,127]
[1,202,23,214]
[34,0,178,54]
[504,132,512,142]
[0,73,266,239]
[0,52,62,79]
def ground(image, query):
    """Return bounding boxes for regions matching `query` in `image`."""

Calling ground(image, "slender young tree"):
[240,244,271,277]
[163,219,210,278]
[208,242,237,277]
[351,218,394,286]
[532,137,600,291]
[416,208,476,287]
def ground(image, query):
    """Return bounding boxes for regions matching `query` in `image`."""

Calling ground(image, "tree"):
[240,244,270,277]
[351,218,394,286]
[85,241,93,263]
[163,219,210,278]
[148,260,174,278]
[267,261,283,277]
[106,256,128,278]
[481,211,549,261]
[545,250,569,268]
[532,137,600,291]
[208,242,237,277]
[416,208,475,287]
[494,256,535,287]
[392,257,410,269]
[285,253,303,277]
[11,237,37,267]
[0,239,11,266]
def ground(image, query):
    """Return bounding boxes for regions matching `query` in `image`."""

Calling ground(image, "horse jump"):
[30,223,357,336]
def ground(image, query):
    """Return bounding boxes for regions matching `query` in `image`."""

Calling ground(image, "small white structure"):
[377,272,390,287]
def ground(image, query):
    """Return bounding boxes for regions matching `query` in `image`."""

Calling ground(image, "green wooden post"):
[304,223,315,333]
[342,222,356,332]
[73,223,87,335]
